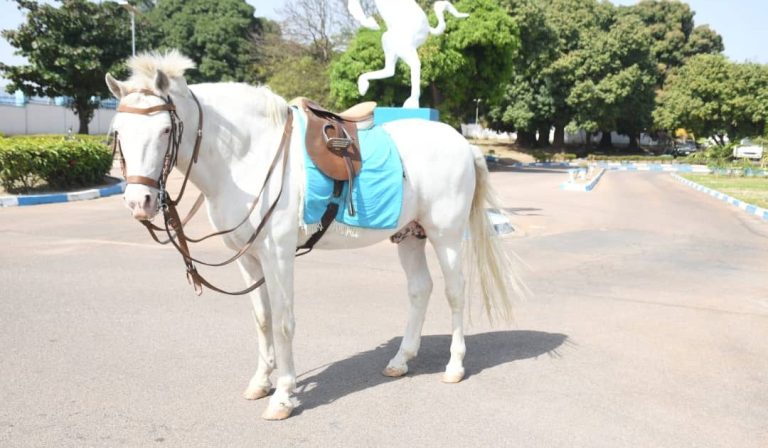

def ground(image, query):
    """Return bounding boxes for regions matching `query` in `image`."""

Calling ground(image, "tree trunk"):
[628,134,640,150]
[585,131,593,151]
[553,124,565,147]
[429,83,442,109]
[73,99,94,135]
[537,124,550,147]
[599,131,613,150]
[715,134,726,146]
[517,130,536,148]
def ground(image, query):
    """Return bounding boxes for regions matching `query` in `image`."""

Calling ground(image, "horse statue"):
[347,0,469,108]
[105,51,522,420]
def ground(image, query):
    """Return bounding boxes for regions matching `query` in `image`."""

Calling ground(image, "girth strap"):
[296,180,344,256]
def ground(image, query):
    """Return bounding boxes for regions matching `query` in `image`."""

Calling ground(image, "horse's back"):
[382,119,476,230]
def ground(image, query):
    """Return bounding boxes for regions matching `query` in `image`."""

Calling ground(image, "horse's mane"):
[126,50,196,88]
[123,50,287,128]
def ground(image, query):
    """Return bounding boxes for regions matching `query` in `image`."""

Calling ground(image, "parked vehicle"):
[671,140,699,157]
[732,138,764,160]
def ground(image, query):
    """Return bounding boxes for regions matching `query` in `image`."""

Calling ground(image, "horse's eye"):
[163,127,171,135]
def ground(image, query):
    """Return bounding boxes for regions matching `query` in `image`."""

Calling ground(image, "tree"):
[277,0,366,64]
[565,14,657,150]
[654,55,768,145]
[330,0,519,126]
[0,0,134,134]
[148,0,260,84]
[258,24,334,104]
[542,0,616,148]
[622,0,723,85]
[487,0,557,147]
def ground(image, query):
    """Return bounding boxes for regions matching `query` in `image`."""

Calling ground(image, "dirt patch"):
[469,139,536,164]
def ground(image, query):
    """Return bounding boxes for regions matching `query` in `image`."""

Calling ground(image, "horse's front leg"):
[237,255,275,400]
[258,245,297,420]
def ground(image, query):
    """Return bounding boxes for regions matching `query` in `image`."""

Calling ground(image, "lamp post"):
[474,98,482,125]
[116,1,136,56]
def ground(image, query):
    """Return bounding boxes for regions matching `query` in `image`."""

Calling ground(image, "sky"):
[1,0,766,88]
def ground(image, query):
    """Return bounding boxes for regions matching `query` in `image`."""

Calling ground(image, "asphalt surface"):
[1,169,767,447]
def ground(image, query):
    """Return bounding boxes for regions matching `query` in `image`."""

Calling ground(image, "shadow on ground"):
[488,164,571,174]
[294,330,567,414]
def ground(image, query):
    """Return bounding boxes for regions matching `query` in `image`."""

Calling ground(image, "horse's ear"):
[105,73,124,99]
[154,70,170,94]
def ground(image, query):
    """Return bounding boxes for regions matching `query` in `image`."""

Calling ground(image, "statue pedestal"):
[374,107,440,125]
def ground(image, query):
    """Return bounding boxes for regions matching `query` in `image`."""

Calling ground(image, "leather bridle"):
[112,88,293,296]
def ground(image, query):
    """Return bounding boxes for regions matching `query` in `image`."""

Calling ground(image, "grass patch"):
[680,174,768,209]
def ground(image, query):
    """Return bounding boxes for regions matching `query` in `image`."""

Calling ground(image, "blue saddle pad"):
[295,108,403,230]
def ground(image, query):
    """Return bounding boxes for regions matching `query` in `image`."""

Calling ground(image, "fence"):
[0,95,116,135]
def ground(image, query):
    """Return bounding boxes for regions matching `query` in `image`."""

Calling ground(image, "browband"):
[117,103,176,115]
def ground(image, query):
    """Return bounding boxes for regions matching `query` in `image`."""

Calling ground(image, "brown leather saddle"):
[293,97,376,217]
[291,98,376,253]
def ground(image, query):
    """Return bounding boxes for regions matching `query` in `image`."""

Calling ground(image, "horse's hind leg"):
[431,235,466,383]
[384,236,433,377]
[238,255,275,400]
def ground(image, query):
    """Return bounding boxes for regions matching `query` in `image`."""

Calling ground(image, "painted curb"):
[0,178,126,208]
[489,160,711,173]
[561,168,606,192]
[672,173,768,222]
[596,162,711,173]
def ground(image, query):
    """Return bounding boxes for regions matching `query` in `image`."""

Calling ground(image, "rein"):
[113,89,293,296]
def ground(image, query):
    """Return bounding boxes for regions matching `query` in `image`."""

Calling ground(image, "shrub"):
[531,151,552,163]
[0,135,113,193]
[553,153,577,162]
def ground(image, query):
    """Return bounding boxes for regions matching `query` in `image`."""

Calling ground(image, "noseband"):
[112,88,294,296]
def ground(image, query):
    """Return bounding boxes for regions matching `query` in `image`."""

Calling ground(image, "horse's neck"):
[173,87,287,201]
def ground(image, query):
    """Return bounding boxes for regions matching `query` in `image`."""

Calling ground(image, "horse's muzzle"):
[124,184,159,221]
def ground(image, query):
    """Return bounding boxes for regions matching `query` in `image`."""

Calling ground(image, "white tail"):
[465,146,527,322]
[430,1,470,36]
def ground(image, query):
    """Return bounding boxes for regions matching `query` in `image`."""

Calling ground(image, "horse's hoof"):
[383,366,408,377]
[243,386,271,400]
[442,370,464,384]
[262,404,293,421]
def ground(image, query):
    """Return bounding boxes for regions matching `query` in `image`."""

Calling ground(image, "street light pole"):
[116,1,136,56]
[129,9,135,56]
[474,98,481,124]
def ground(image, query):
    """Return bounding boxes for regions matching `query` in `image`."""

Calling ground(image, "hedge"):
[0,135,113,194]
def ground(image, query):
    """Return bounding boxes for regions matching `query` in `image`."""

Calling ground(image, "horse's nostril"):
[143,194,151,206]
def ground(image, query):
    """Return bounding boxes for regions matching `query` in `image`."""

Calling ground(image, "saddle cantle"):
[292,97,377,217]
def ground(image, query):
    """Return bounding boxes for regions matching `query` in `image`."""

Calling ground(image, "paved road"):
[1,169,767,447]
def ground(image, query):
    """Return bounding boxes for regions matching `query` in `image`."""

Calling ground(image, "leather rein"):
[112,89,293,296]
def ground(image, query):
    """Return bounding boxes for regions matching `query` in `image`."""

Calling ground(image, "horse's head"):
[105,51,195,221]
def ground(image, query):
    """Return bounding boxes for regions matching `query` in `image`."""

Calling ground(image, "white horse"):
[348,0,469,108]
[105,51,521,420]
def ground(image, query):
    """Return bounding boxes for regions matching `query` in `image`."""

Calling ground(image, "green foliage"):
[488,0,557,134]
[148,0,260,84]
[0,136,112,193]
[330,0,519,126]
[565,14,657,137]
[267,55,332,104]
[329,29,411,109]
[531,151,552,163]
[655,55,768,143]
[0,0,134,134]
